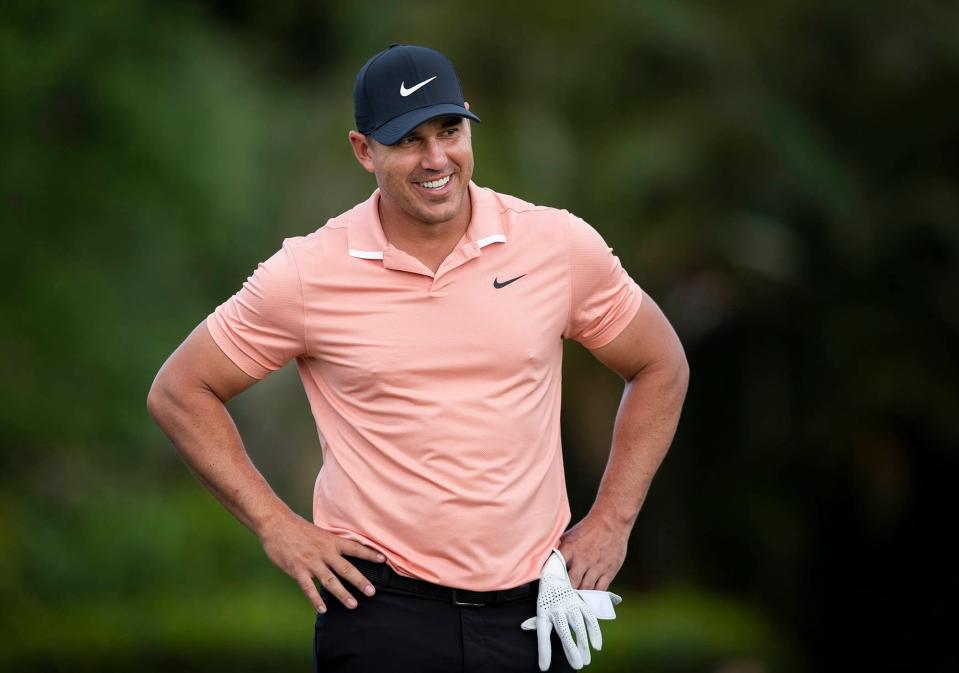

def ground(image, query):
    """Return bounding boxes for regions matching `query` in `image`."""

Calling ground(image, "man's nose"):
[419,137,447,170]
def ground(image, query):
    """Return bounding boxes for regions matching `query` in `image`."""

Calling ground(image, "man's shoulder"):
[484,188,546,214]
[476,185,572,235]
[281,208,352,257]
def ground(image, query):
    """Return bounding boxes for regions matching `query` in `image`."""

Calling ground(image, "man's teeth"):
[418,175,451,189]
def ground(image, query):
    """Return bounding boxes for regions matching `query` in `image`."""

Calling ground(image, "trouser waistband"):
[346,556,537,607]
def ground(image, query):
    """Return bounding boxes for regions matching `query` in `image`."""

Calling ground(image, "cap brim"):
[371,104,481,145]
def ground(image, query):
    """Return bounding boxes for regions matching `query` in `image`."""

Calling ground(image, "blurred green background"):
[2,0,957,671]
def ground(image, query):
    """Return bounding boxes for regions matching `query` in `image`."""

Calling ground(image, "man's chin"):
[409,196,462,225]
[411,208,458,225]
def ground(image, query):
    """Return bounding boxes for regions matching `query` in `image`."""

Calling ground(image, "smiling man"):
[147,44,688,673]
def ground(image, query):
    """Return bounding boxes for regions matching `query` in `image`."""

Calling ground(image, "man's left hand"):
[558,512,629,590]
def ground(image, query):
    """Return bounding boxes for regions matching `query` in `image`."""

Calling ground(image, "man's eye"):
[401,136,417,145]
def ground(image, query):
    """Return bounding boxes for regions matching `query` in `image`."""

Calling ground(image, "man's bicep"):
[154,321,260,403]
[589,294,686,382]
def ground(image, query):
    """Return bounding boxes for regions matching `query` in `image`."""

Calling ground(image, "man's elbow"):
[622,352,688,395]
[675,349,690,398]
[146,367,182,426]
[146,372,169,424]
[635,340,688,396]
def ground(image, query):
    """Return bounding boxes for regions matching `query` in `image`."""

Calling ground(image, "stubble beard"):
[386,178,466,226]
[407,192,461,224]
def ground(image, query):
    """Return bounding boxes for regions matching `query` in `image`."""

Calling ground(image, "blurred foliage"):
[2,0,957,671]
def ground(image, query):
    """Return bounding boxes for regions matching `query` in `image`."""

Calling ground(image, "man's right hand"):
[258,513,386,613]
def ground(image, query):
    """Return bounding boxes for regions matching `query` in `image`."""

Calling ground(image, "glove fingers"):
[521,617,537,631]
[568,607,591,666]
[584,606,603,651]
[552,610,584,670]
[536,614,553,671]
[609,592,623,606]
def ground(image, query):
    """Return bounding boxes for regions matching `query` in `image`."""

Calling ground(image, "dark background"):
[2,1,957,671]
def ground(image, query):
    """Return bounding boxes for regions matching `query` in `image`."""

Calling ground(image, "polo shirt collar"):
[347,181,506,262]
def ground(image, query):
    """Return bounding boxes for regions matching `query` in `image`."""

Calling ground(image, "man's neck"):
[377,194,472,251]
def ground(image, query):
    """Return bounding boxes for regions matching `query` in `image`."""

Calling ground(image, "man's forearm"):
[147,382,297,538]
[589,356,689,530]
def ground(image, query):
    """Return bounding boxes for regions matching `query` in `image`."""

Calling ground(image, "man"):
[147,44,688,672]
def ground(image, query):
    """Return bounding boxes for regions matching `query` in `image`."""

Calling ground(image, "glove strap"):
[577,589,618,619]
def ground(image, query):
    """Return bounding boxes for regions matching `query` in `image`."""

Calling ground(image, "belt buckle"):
[451,589,486,607]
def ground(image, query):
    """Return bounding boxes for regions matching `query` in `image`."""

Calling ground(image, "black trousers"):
[312,558,576,673]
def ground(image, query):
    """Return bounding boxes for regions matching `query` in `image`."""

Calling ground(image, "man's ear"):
[348,130,376,173]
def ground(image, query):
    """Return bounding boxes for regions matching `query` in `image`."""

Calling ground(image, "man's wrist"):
[252,504,299,541]
[587,501,638,532]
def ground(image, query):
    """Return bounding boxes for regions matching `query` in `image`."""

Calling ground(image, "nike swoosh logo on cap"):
[400,76,437,97]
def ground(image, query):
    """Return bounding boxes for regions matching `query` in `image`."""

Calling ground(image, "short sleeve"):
[564,214,643,349]
[205,239,307,379]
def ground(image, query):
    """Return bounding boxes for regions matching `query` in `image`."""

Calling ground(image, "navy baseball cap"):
[353,44,480,146]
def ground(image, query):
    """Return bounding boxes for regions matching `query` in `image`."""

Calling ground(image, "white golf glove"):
[520,548,623,671]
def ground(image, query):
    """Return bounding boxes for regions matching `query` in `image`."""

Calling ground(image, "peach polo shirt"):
[206,181,643,590]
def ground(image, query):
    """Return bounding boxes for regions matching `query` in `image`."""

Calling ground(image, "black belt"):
[345,556,538,607]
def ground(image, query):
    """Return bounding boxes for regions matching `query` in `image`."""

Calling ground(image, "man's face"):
[350,116,474,226]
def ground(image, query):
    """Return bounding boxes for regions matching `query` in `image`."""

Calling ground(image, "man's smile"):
[413,173,454,195]
[417,175,450,189]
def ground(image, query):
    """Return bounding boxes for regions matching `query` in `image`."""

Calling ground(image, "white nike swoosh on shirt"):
[400,76,437,96]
